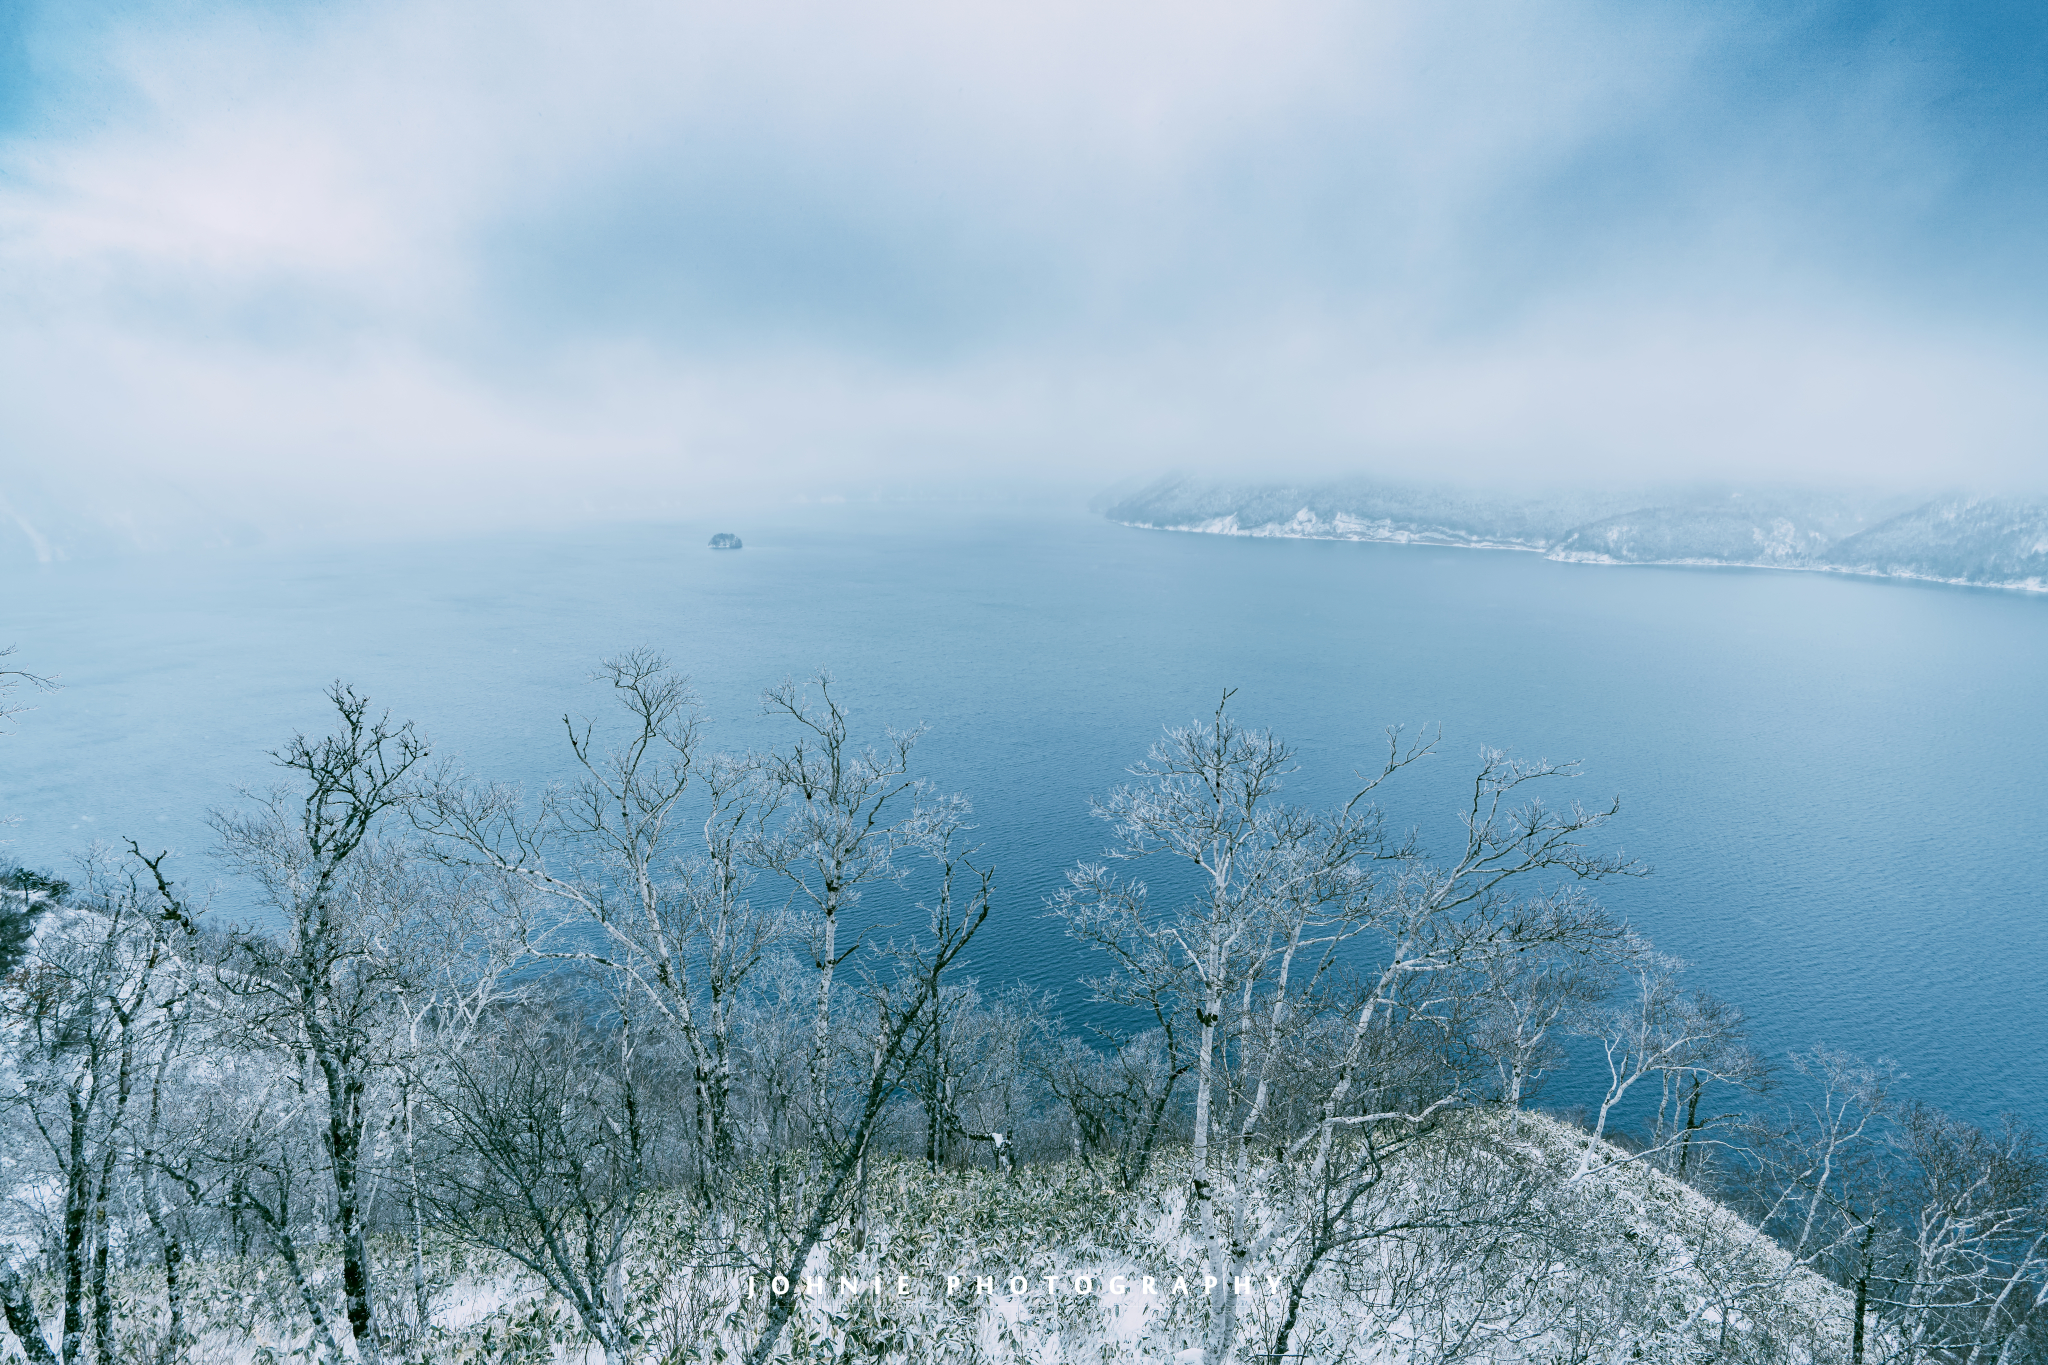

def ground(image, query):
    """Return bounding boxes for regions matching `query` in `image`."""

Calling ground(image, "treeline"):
[1,653,2043,1364]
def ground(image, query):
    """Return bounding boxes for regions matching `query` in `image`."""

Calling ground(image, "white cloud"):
[1,0,2041,552]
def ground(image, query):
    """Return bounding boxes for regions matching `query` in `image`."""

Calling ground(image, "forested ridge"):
[1107,477,2048,592]
[2,652,2043,1364]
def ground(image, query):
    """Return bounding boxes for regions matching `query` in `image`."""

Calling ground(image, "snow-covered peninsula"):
[1106,478,2048,594]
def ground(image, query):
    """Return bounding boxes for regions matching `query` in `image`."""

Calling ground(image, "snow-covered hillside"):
[0,1111,1857,1364]
[1107,478,2048,593]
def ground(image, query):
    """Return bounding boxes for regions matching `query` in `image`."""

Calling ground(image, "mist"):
[4,0,2046,556]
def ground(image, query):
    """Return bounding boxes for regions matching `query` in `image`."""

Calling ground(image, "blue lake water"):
[8,504,2046,1130]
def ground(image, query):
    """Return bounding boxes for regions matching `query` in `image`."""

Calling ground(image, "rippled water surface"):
[10,505,2046,1126]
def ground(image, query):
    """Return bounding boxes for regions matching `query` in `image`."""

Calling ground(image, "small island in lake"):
[709,532,743,550]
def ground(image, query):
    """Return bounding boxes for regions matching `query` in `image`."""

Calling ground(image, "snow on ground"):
[1,1110,1854,1364]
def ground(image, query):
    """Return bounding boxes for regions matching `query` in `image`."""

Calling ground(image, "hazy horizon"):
[5,468,2034,566]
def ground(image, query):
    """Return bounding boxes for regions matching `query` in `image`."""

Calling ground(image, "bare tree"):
[211,682,430,1365]
[207,1060,350,1363]
[1470,939,1607,1116]
[125,844,205,1365]
[0,644,56,737]
[0,854,181,1365]
[383,869,531,1341]
[1882,1105,2047,1363]
[0,862,59,1361]
[1738,1045,1903,1361]
[1262,1002,1469,1364]
[1648,993,1764,1184]
[418,992,667,1365]
[1570,942,1755,1182]
[1,865,66,977]
[1261,746,1634,1365]
[418,652,780,1183]
[1053,695,1413,1365]
[1728,1047,1900,1358]
[722,949,818,1154]
[1770,1048,1900,1264]
[1308,1112,1561,1364]
[1034,1024,1188,1189]
[130,992,203,1365]
[910,981,1044,1176]
[742,828,992,1365]
[755,673,937,1153]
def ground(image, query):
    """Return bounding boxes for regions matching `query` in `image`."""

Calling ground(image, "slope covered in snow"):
[0,1112,1856,1364]
[1106,477,2048,593]
[1827,497,2048,591]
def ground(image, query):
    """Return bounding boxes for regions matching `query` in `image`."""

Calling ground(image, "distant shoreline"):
[1114,517,2048,596]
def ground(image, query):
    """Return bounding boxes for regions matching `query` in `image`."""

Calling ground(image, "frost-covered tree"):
[1,868,65,991]
[755,673,940,1152]
[742,823,992,1365]
[1882,1105,2048,1364]
[1262,745,1634,1365]
[1057,703,1636,1365]
[908,981,1046,1175]
[210,683,430,1365]
[1570,941,1757,1183]
[418,994,669,1365]
[11,653,2040,1365]
[1052,695,1408,1365]
[418,651,781,1183]
[1470,936,1608,1115]
[381,869,530,1338]
[0,644,55,740]
[0,853,190,1365]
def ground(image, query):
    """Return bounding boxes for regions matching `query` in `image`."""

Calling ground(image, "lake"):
[8,503,2045,1130]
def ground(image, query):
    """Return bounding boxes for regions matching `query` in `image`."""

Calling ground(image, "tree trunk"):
[1269,1269,1313,1365]
[61,1087,90,1365]
[1126,1068,1180,1191]
[140,1028,190,1365]
[1852,1267,1870,1365]
[1191,982,1224,1365]
[306,996,381,1365]
[809,892,838,1151]
[146,1206,188,1365]
[88,1143,118,1365]
[1,1259,60,1365]
[403,1089,431,1337]
[1210,1235,1244,1365]
[273,1224,345,1365]
[242,1178,346,1365]
[689,1033,729,1175]
[88,1010,140,1365]
[1676,1073,1704,1179]
[709,996,736,1165]
[328,1091,381,1365]
[1207,1132,1268,1365]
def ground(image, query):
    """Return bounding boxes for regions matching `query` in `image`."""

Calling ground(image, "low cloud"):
[2,0,2043,551]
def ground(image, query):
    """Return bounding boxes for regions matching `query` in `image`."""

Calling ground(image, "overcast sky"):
[3,0,2045,545]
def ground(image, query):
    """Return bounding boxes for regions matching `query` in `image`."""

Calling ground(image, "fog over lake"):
[10,504,2045,1128]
